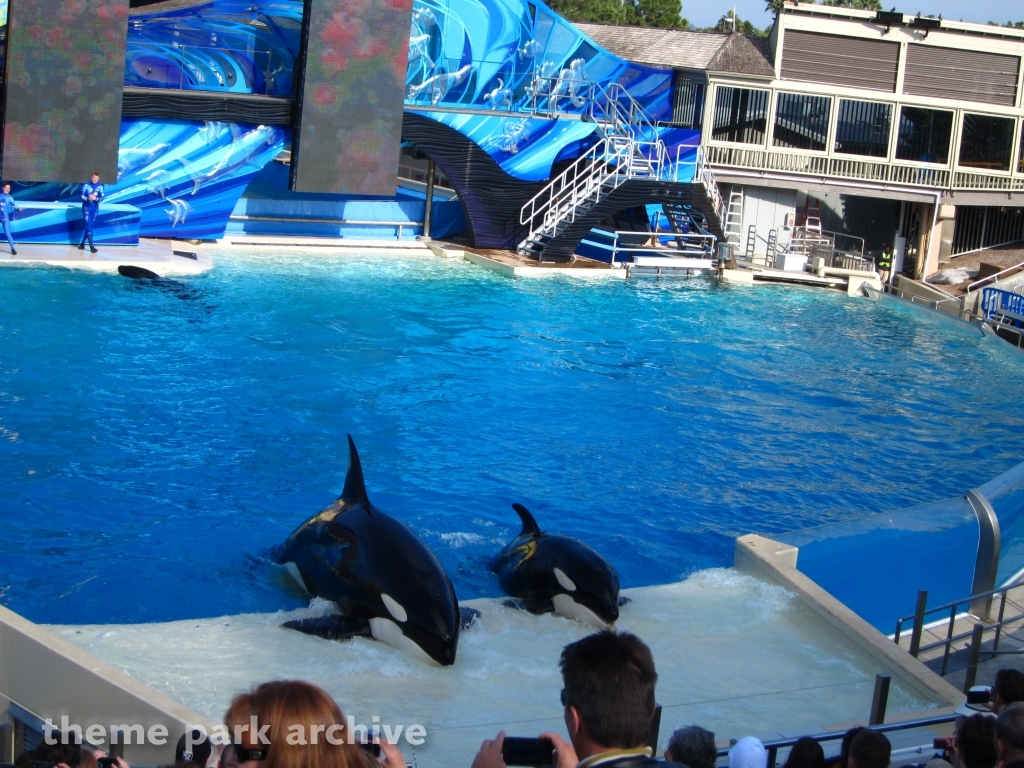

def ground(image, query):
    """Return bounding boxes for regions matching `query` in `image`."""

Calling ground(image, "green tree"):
[705,12,762,34]
[624,0,689,28]
[547,0,626,24]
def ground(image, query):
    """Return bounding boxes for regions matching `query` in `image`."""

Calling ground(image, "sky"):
[685,0,1023,30]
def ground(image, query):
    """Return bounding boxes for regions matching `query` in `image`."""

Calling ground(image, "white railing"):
[705,145,958,190]
[518,137,633,236]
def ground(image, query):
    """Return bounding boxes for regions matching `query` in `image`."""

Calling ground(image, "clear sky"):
[685,0,1023,31]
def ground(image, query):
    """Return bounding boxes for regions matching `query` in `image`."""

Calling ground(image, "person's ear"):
[565,706,582,740]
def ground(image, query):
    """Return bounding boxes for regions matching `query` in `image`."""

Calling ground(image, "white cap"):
[729,737,768,768]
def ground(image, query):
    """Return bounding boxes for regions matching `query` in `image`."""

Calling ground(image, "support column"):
[915,203,934,280]
[937,203,956,268]
[422,159,435,241]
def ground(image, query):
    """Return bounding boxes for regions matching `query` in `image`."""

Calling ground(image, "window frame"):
[831,97,894,161]
[708,84,772,147]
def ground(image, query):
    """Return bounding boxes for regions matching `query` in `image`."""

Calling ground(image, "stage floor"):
[0,239,211,275]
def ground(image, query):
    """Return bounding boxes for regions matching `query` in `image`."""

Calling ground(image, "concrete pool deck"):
[0,239,211,275]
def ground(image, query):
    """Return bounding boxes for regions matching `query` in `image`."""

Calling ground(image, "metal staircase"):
[516,82,724,261]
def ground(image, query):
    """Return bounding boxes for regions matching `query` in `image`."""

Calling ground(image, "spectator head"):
[729,737,767,768]
[176,731,213,768]
[666,726,716,768]
[223,680,363,768]
[91,173,100,183]
[14,742,83,768]
[559,630,657,752]
[957,713,997,768]
[995,670,1024,713]
[840,727,866,768]
[996,702,1024,762]
[848,730,891,768]
[784,737,824,768]
[2,183,10,193]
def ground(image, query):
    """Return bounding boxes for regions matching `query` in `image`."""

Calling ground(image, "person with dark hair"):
[471,630,686,768]
[995,670,1024,713]
[666,726,716,768]
[78,171,103,254]
[848,730,890,768]
[784,737,824,768]
[0,182,22,255]
[956,713,996,768]
[995,703,1024,768]
[839,727,865,768]
[175,731,213,768]
[14,742,84,768]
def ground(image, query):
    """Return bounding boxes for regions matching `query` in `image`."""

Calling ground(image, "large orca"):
[489,504,621,628]
[271,436,462,666]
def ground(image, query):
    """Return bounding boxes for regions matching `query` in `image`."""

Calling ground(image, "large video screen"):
[2,0,130,182]
[290,0,413,194]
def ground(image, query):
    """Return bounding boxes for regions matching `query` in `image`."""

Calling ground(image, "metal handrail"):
[964,260,1024,295]
[714,713,958,767]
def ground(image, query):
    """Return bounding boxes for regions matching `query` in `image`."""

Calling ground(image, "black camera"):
[967,686,994,705]
[502,737,554,767]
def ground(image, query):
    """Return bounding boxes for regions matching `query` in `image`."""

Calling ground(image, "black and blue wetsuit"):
[79,181,104,252]
[0,192,18,254]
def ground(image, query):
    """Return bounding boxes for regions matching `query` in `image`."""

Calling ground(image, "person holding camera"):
[471,630,688,768]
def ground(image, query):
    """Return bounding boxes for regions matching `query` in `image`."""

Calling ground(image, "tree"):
[704,12,763,35]
[547,0,626,24]
[624,0,689,28]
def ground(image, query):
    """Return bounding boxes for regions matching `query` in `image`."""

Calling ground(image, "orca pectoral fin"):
[459,606,482,630]
[618,596,632,607]
[501,597,555,615]
[282,615,372,641]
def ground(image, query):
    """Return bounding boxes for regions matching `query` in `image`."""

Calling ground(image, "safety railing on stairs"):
[518,138,634,243]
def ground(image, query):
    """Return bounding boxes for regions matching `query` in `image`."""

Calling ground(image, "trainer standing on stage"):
[78,172,103,253]
[0,182,23,256]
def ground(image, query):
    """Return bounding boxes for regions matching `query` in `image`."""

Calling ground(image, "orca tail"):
[512,503,541,536]
[339,434,369,505]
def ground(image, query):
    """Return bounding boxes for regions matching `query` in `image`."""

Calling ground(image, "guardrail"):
[610,230,716,266]
[228,215,425,239]
[714,713,958,768]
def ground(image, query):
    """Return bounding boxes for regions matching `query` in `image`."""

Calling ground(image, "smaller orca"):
[118,265,160,279]
[489,504,622,628]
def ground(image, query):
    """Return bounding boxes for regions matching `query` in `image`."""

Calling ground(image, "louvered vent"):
[781,30,899,92]
[903,45,1019,107]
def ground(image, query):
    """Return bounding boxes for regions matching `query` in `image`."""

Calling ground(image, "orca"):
[118,265,160,279]
[489,504,622,628]
[271,435,464,666]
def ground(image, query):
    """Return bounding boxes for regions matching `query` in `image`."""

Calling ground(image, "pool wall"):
[777,459,1024,634]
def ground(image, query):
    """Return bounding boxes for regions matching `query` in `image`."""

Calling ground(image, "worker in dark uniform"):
[78,172,103,253]
[0,182,23,255]
[877,243,894,285]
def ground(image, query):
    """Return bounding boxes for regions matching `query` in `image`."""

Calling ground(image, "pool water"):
[2,251,1024,624]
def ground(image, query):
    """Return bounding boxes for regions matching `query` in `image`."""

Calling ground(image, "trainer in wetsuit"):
[877,243,893,285]
[78,172,103,253]
[0,182,23,256]
[471,631,689,768]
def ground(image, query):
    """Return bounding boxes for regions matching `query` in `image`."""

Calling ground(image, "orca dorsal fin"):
[512,503,541,536]
[339,434,369,506]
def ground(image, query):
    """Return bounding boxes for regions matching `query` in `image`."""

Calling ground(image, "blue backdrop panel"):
[4,203,140,245]
[12,118,289,240]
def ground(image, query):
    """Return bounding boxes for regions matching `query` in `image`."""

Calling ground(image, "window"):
[712,87,769,145]
[895,107,953,165]
[1019,121,1024,174]
[959,113,1015,172]
[834,99,891,158]
[773,93,830,152]
[672,76,706,130]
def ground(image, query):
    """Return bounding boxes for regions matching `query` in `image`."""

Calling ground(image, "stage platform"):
[0,239,211,275]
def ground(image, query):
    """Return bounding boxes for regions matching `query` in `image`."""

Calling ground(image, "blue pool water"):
[3,252,1024,625]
